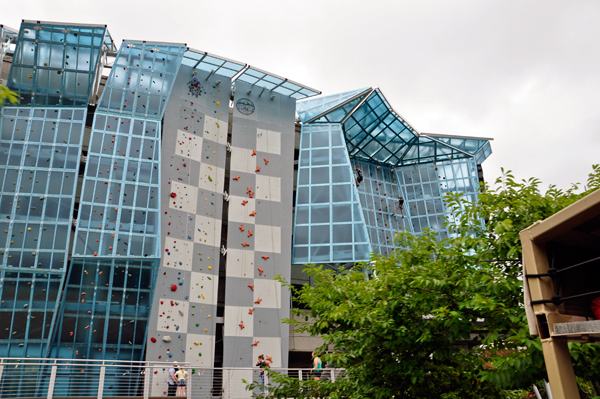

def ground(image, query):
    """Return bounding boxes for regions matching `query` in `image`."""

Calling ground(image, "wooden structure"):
[521,188,600,399]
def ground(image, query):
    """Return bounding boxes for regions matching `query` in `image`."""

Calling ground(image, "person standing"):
[311,351,322,380]
[167,361,179,397]
[256,354,269,394]
[175,366,188,397]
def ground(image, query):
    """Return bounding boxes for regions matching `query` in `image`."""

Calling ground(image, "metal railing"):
[0,358,344,399]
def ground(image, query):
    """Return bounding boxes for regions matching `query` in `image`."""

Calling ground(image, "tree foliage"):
[0,84,18,107]
[252,165,600,398]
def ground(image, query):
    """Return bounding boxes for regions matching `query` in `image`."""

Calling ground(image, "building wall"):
[145,63,230,397]
[222,80,295,388]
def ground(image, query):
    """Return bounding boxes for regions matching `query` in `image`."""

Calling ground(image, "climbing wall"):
[146,64,230,397]
[353,160,414,256]
[222,80,295,394]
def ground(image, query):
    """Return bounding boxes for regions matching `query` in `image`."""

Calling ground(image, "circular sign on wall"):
[236,98,255,115]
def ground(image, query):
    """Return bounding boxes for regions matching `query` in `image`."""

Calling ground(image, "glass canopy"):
[297,87,492,166]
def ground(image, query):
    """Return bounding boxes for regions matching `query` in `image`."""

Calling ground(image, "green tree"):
[248,165,600,399]
[0,84,18,107]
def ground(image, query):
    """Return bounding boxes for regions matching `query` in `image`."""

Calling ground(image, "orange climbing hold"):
[251,150,257,156]
[266,355,273,363]
[233,175,240,181]
[249,211,256,217]
[251,339,259,346]
[242,241,250,247]
[261,255,269,260]
[254,298,263,304]
[246,187,252,194]
[239,321,245,330]
[248,230,253,237]
[258,267,263,275]
[241,200,248,206]
[248,283,254,291]
[255,167,261,173]
[239,224,245,232]
[264,158,269,165]
[248,307,255,315]
[248,192,254,199]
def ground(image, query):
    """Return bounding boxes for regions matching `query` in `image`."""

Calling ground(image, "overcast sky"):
[3,0,599,190]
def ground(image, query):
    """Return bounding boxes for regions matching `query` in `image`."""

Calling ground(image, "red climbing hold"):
[150,337,157,343]
[171,285,177,292]
[170,192,177,198]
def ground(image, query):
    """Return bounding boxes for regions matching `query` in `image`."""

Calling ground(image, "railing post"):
[97,365,105,399]
[143,365,151,399]
[298,368,302,381]
[47,364,57,399]
[0,359,4,387]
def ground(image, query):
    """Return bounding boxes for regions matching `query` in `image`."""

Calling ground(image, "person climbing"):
[311,351,322,380]
[355,166,363,187]
[175,366,188,397]
[391,196,405,218]
[256,354,269,394]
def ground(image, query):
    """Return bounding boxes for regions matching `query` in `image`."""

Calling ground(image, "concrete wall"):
[146,64,230,396]
[222,80,296,390]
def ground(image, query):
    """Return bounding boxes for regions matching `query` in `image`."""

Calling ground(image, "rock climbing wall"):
[146,63,230,397]
[222,80,295,394]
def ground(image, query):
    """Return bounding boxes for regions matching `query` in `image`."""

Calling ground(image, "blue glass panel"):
[296,87,370,122]
[98,42,186,119]
[0,106,84,357]
[7,22,107,107]
[49,258,158,361]
[292,124,371,264]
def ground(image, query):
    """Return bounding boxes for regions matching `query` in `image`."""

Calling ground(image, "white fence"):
[0,358,344,399]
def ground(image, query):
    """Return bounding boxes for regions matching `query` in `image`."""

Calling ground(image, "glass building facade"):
[0,19,492,389]
[292,87,492,263]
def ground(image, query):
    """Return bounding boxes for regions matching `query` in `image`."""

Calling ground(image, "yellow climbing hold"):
[208,266,212,270]
[216,102,220,106]
[194,341,199,345]
[204,328,208,332]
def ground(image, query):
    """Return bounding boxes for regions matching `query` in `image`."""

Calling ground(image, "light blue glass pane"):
[310,186,329,203]
[311,131,329,148]
[331,166,351,184]
[295,226,309,245]
[332,204,352,223]
[310,245,330,262]
[311,149,329,166]
[311,167,329,185]
[333,245,353,261]
[297,187,309,204]
[311,205,330,224]
[310,226,330,244]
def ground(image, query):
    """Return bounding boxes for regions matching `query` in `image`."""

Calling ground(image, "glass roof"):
[235,66,321,100]
[182,48,246,78]
[180,50,320,99]
[298,87,493,166]
[296,87,370,121]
